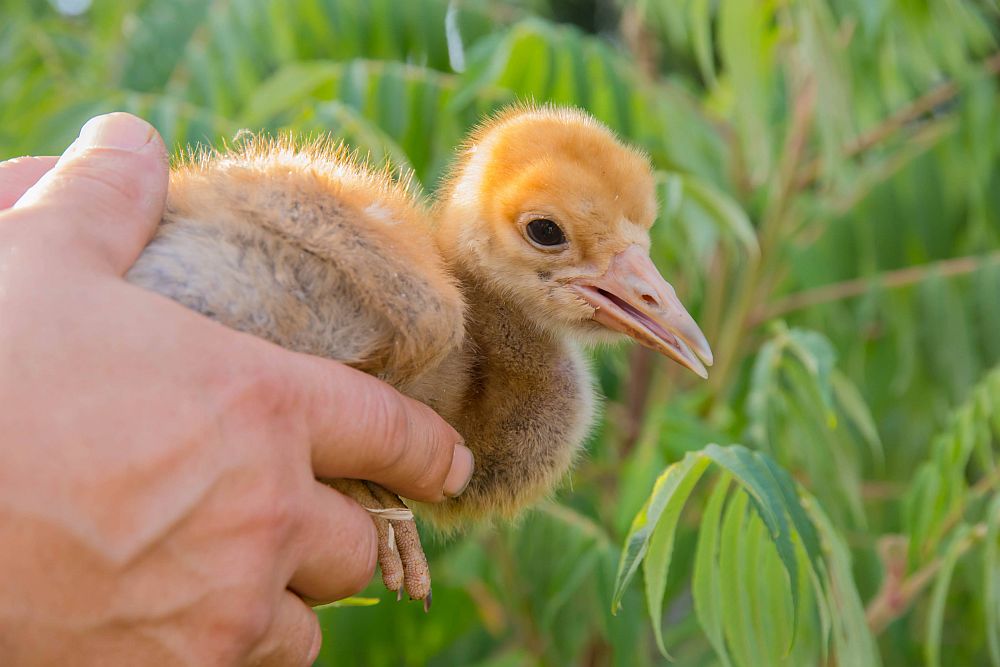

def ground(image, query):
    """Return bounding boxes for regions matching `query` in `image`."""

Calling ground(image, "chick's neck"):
[434,215,568,388]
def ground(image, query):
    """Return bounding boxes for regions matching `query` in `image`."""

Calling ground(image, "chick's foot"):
[327,479,432,610]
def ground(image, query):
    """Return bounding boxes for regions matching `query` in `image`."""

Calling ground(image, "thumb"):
[14,112,169,275]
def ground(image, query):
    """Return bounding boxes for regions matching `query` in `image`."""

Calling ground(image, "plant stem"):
[707,71,814,397]
[923,466,1000,559]
[865,465,1000,634]
[756,250,1000,323]
[795,51,1000,188]
[866,523,988,635]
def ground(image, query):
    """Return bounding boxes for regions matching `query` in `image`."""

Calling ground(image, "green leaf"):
[925,524,974,667]
[785,328,838,416]
[717,0,778,183]
[750,510,792,665]
[832,371,885,468]
[746,336,783,450]
[238,61,347,127]
[693,473,735,667]
[670,171,760,260]
[805,497,882,667]
[611,452,711,613]
[688,0,716,87]
[642,453,710,657]
[312,596,381,610]
[702,444,800,619]
[985,494,1000,667]
[719,489,756,667]
[617,443,839,663]
[760,455,823,574]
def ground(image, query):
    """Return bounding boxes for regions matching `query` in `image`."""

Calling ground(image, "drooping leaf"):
[925,524,974,667]
[805,497,883,667]
[719,489,757,667]
[642,454,710,656]
[702,443,800,620]
[693,473,735,667]
[984,494,1000,667]
[612,452,711,613]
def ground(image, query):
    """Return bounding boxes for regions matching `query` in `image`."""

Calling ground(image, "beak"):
[570,245,714,378]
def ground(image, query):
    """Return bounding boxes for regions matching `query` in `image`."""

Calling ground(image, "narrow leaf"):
[985,495,1000,667]
[925,524,974,667]
[612,453,711,612]
[720,490,756,667]
[693,473,735,667]
[703,444,799,618]
[642,454,710,656]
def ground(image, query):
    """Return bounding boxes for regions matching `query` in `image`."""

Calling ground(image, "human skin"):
[0,113,474,666]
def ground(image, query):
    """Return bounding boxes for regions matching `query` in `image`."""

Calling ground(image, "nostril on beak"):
[641,293,659,307]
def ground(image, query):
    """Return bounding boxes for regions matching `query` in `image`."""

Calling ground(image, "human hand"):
[0,113,473,666]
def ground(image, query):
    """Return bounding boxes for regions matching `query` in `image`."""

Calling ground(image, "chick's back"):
[126,137,465,394]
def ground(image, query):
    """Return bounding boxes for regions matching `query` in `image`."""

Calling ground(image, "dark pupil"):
[526,218,566,246]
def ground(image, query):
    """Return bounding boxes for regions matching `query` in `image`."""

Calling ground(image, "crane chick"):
[124,105,713,609]
[420,105,713,530]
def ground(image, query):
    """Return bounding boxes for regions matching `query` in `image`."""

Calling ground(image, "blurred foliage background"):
[4,0,1000,665]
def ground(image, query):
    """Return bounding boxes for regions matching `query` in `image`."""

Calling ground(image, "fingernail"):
[443,443,474,498]
[76,113,155,151]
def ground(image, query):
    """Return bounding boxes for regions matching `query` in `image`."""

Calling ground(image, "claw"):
[423,588,433,613]
[365,483,432,602]
[324,479,433,609]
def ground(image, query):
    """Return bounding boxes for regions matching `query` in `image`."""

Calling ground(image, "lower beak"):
[570,245,714,378]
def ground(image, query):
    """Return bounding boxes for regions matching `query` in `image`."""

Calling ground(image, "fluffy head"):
[436,104,658,344]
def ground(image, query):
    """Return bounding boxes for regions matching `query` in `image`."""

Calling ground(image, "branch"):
[796,51,1000,189]
[707,75,814,394]
[923,466,1000,560]
[755,250,1000,324]
[865,467,1000,634]
[866,524,988,635]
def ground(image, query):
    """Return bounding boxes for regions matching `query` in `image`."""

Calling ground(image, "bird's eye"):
[525,218,567,247]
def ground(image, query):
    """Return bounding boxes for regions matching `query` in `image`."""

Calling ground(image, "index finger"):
[0,156,59,210]
[288,354,473,503]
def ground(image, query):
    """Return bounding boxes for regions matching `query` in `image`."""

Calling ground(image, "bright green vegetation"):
[4,1,1000,665]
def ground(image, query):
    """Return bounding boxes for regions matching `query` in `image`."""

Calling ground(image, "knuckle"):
[261,487,299,537]
[209,590,275,650]
[220,359,290,426]
[241,363,286,411]
[226,469,302,552]
[233,599,275,646]
[247,471,303,541]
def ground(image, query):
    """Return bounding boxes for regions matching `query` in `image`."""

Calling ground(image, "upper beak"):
[570,245,714,378]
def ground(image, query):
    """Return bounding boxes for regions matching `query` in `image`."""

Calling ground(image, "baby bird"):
[125,105,712,609]
[417,105,713,529]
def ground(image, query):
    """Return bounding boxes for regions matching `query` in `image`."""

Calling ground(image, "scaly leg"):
[326,479,432,610]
